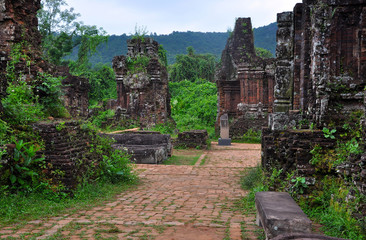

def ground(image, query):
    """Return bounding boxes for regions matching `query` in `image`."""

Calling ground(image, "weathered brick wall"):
[230,115,267,138]
[0,0,44,113]
[263,0,366,217]
[57,67,90,118]
[33,121,94,189]
[174,130,209,149]
[0,0,89,118]
[262,128,366,216]
[262,128,336,175]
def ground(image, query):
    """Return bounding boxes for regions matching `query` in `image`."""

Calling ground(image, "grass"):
[199,156,207,166]
[240,165,263,190]
[163,150,203,165]
[0,180,139,226]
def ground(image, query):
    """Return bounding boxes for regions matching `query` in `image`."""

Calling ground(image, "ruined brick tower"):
[216,18,275,137]
[112,38,171,128]
[0,0,89,117]
[262,0,366,209]
[269,0,366,130]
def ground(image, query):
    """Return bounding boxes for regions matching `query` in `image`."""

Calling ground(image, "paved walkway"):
[0,143,262,240]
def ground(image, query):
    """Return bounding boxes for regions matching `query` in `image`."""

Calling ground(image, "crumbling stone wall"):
[0,0,89,118]
[216,18,275,137]
[112,38,172,128]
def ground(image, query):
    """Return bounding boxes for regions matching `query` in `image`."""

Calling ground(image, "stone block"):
[218,138,231,146]
[255,191,312,239]
[272,233,350,240]
[174,130,208,149]
[113,145,167,164]
[220,113,230,139]
[101,132,172,164]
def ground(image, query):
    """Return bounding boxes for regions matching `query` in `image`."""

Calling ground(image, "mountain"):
[253,22,277,56]
[71,22,277,66]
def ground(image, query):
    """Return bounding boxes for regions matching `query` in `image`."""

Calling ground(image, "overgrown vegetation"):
[0,0,136,227]
[239,164,365,239]
[0,181,137,225]
[169,46,217,82]
[233,129,261,143]
[169,79,217,138]
[239,110,366,238]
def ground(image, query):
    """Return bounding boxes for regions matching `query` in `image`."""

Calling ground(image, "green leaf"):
[10,175,16,184]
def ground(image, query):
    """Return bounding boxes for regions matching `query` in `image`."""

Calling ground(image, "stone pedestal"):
[218,113,231,145]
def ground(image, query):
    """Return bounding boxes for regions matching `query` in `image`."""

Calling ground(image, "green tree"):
[158,45,168,67]
[169,79,217,137]
[255,47,273,59]
[38,0,79,65]
[169,47,217,82]
[73,24,108,67]
[38,0,107,66]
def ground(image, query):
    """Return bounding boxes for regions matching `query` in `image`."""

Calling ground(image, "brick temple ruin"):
[0,0,91,189]
[216,18,275,138]
[0,0,89,118]
[112,38,172,128]
[262,0,366,213]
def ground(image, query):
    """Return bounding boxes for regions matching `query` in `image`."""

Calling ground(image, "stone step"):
[255,191,312,239]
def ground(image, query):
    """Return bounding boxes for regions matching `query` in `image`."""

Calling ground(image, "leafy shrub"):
[149,121,176,135]
[169,46,217,82]
[169,79,217,138]
[240,165,264,190]
[99,149,135,184]
[0,140,50,195]
[234,129,261,143]
[36,73,69,118]
[81,124,136,184]
[90,109,115,128]
[3,80,44,125]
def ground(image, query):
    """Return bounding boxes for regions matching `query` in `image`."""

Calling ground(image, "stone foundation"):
[101,132,172,164]
[174,130,209,149]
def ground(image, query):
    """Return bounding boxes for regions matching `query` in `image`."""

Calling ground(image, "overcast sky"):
[64,0,301,35]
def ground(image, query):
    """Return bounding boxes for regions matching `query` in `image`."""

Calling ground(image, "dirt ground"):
[0,142,263,240]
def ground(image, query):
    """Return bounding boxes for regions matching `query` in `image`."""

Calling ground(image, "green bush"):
[36,73,69,118]
[169,47,217,82]
[234,129,261,143]
[0,140,53,195]
[169,78,217,138]
[90,109,115,129]
[99,149,135,184]
[300,176,365,239]
[3,80,44,125]
[240,165,264,190]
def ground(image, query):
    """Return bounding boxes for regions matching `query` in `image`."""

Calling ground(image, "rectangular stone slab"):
[255,191,312,239]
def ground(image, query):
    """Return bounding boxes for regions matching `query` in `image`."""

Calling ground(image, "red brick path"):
[0,143,263,240]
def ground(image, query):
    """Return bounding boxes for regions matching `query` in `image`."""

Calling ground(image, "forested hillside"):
[68,22,277,66]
